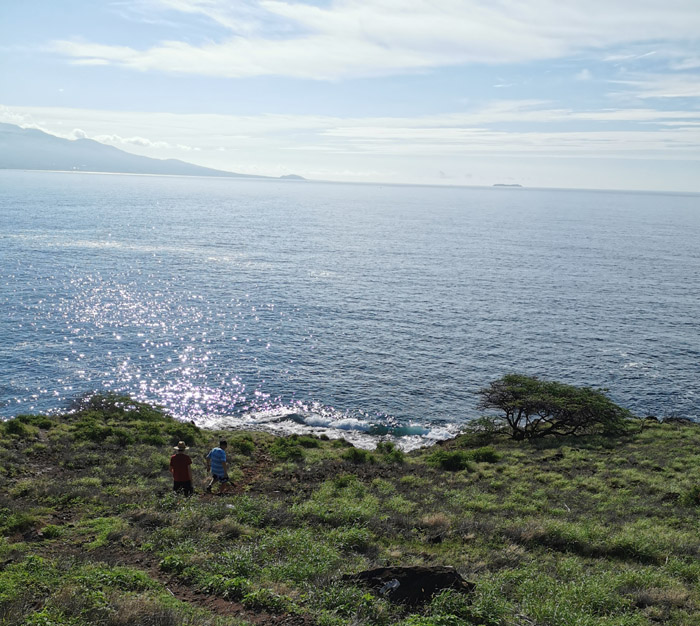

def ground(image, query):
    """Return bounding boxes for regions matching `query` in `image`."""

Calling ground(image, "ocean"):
[1,170,698,448]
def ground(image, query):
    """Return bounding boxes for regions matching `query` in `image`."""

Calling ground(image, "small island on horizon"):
[492,183,523,187]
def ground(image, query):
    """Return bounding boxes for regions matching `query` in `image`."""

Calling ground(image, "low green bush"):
[293,434,321,448]
[242,588,295,613]
[16,415,54,430]
[73,564,159,592]
[331,438,354,448]
[4,419,30,438]
[201,573,251,600]
[270,438,304,461]
[376,441,406,463]
[2,512,40,536]
[40,524,63,539]
[159,554,188,574]
[470,446,500,463]
[73,417,111,443]
[229,434,256,455]
[679,485,700,507]
[426,450,474,472]
[342,447,372,464]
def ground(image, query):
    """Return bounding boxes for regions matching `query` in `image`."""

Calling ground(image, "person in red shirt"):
[170,441,193,496]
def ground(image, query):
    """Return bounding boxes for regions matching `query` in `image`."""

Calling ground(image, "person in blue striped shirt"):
[205,440,231,494]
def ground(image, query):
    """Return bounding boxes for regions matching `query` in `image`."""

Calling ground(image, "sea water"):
[1,170,698,448]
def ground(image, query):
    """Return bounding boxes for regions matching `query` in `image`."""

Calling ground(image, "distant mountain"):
[0,123,304,180]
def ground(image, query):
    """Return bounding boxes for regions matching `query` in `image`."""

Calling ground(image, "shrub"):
[107,427,135,447]
[16,415,54,430]
[333,473,360,489]
[270,438,304,461]
[201,574,250,600]
[165,422,200,446]
[159,554,188,574]
[426,450,473,472]
[376,441,405,463]
[679,485,700,507]
[331,438,353,448]
[242,588,295,613]
[470,446,500,463]
[40,525,63,539]
[478,374,633,440]
[342,447,372,464]
[229,434,256,455]
[73,417,112,443]
[2,512,40,536]
[73,564,159,592]
[4,419,30,437]
[293,434,321,448]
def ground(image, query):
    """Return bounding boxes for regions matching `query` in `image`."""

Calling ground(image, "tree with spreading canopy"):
[478,374,633,440]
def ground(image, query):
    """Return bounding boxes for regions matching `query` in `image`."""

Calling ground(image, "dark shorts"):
[173,480,193,496]
[210,474,229,484]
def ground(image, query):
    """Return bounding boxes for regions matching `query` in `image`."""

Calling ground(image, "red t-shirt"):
[170,453,192,481]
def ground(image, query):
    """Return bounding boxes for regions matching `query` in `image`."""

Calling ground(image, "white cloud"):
[2,102,699,166]
[72,128,88,138]
[2,103,699,189]
[604,50,658,62]
[670,57,700,70]
[49,0,700,80]
[93,133,173,148]
[575,69,592,81]
[612,74,700,99]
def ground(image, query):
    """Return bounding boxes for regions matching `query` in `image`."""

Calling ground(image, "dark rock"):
[342,565,474,606]
[662,416,693,424]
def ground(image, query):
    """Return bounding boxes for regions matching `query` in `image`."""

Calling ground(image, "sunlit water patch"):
[1,171,699,447]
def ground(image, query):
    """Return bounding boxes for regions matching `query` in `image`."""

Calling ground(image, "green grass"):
[3,396,700,625]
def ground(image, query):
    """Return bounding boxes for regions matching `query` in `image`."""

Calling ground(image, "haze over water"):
[1,170,698,448]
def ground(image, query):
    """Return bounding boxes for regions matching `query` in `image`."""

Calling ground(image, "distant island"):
[493,183,522,187]
[0,123,305,181]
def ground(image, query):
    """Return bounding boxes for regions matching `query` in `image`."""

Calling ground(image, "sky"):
[1,0,700,191]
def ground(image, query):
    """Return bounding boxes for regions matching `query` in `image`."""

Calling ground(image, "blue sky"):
[1,0,699,190]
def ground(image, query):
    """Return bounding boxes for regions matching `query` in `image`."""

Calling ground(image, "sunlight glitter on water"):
[2,172,699,442]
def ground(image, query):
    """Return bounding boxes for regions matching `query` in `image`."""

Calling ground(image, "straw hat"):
[174,441,190,451]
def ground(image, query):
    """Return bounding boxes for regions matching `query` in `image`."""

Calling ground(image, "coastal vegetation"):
[478,374,634,440]
[2,392,700,625]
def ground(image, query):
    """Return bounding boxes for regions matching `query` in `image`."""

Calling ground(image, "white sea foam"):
[188,403,460,450]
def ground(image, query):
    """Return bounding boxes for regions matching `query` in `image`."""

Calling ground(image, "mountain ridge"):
[0,123,304,180]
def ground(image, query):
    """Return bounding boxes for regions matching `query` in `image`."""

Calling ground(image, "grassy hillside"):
[2,395,700,626]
